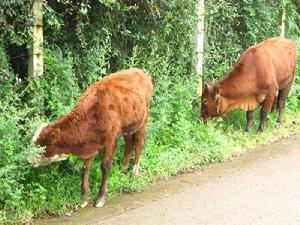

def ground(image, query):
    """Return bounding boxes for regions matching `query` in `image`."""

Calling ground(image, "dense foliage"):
[204,0,282,79]
[0,0,299,224]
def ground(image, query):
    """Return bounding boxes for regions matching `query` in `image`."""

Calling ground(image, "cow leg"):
[246,110,254,132]
[132,121,147,175]
[277,81,293,125]
[81,158,92,208]
[258,92,276,132]
[94,145,114,208]
[271,93,278,113]
[122,134,133,173]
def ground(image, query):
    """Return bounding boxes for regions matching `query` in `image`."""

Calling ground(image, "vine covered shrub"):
[30,47,81,118]
[0,83,38,224]
[204,0,281,80]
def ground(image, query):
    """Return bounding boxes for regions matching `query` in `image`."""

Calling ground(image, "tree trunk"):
[281,0,286,37]
[196,0,205,96]
[28,0,43,78]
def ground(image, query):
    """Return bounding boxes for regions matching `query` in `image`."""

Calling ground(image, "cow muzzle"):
[199,114,209,125]
[27,153,67,167]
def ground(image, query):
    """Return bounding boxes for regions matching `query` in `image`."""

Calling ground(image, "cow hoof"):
[81,201,89,208]
[94,199,105,208]
[121,166,129,174]
[132,165,139,176]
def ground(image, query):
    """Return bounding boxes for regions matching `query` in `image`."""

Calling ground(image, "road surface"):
[37,135,300,225]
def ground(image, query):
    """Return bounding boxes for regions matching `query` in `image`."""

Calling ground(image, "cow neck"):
[218,93,230,115]
[217,63,249,114]
[218,79,240,114]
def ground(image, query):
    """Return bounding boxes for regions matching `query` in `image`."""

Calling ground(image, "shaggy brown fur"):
[200,37,297,132]
[34,68,153,208]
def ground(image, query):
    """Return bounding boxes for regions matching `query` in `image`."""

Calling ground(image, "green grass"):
[217,109,300,157]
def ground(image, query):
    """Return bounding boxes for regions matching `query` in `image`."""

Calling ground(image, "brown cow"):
[200,37,297,132]
[30,68,153,208]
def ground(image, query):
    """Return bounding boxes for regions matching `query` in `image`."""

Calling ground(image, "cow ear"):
[214,83,220,101]
[206,83,211,90]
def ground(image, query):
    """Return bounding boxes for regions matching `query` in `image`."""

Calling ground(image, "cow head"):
[28,124,66,167]
[200,82,221,122]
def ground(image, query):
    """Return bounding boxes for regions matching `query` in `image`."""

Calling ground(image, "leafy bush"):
[0,83,37,224]
[30,47,81,119]
[204,0,281,80]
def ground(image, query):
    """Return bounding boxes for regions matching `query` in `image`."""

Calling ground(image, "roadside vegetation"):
[0,1,299,224]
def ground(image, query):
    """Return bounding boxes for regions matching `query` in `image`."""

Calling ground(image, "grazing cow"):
[200,37,297,132]
[30,68,153,208]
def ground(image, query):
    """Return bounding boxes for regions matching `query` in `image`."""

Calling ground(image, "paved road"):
[37,135,300,225]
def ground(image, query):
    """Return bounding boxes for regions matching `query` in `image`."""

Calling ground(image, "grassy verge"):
[219,109,300,158]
